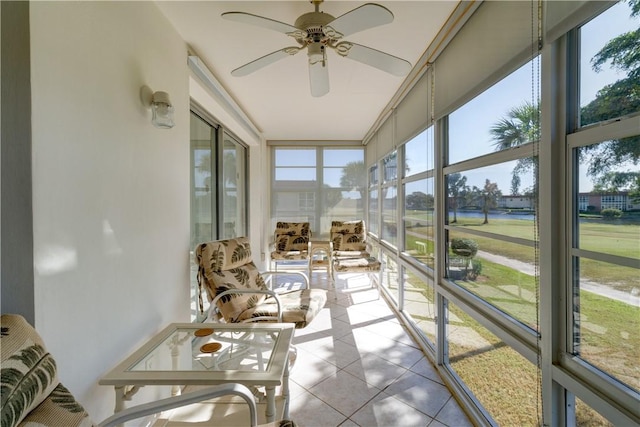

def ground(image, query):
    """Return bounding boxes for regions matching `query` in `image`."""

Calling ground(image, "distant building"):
[498,195,534,209]
[578,191,639,212]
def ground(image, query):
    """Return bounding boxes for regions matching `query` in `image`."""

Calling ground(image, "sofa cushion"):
[18,384,93,427]
[1,314,61,427]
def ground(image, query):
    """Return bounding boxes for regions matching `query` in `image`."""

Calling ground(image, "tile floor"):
[161,271,472,427]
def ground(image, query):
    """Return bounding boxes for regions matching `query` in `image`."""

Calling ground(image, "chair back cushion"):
[274,222,310,252]
[195,237,270,322]
[1,314,60,427]
[330,220,367,251]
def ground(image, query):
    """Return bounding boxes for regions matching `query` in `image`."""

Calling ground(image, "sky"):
[448,1,637,193]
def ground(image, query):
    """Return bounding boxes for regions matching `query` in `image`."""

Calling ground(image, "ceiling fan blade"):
[327,3,394,38]
[309,61,329,97]
[222,11,297,35]
[231,47,300,77]
[335,42,411,77]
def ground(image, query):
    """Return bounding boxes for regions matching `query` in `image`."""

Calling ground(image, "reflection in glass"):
[369,189,379,235]
[191,113,216,247]
[381,252,398,303]
[446,299,539,426]
[579,1,639,127]
[222,134,246,238]
[403,269,435,346]
[573,261,639,392]
[383,151,398,183]
[404,178,434,269]
[447,230,538,329]
[381,185,398,246]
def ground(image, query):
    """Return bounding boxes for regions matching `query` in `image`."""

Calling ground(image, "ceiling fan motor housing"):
[295,11,335,42]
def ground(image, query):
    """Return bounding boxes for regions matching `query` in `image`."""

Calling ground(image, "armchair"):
[329,220,381,284]
[270,222,311,274]
[196,237,326,329]
[0,314,282,427]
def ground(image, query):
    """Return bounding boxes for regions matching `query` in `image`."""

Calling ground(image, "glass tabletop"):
[100,323,295,386]
[128,326,280,373]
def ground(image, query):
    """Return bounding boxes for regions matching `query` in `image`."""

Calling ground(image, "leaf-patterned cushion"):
[247,289,327,328]
[19,384,94,427]
[330,220,367,251]
[1,314,93,427]
[273,222,310,252]
[196,238,271,323]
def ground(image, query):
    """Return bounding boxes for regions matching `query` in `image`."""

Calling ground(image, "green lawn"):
[398,212,637,424]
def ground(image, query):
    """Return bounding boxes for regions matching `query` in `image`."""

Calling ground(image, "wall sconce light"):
[141,86,175,129]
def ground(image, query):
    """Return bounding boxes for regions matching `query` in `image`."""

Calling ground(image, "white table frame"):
[100,322,295,424]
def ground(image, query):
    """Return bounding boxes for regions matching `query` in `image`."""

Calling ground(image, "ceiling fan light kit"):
[222,0,412,97]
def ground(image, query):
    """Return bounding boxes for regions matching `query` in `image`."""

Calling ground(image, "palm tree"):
[490,101,539,191]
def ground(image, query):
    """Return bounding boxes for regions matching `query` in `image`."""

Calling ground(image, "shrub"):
[601,208,623,220]
[468,259,483,280]
[451,238,479,258]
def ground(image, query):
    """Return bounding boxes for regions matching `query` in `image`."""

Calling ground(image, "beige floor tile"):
[383,371,452,418]
[164,272,471,427]
[342,353,407,389]
[307,370,381,417]
[348,392,434,427]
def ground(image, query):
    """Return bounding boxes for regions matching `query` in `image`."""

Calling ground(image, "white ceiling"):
[157,1,458,141]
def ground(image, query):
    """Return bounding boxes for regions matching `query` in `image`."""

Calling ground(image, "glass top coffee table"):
[100,322,295,424]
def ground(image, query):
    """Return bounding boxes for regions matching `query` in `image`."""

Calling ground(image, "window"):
[190,112,217,248]
[445,58,540,331]
[221,132,247,239]
[299,192,315,211]
[190,110,248,321]
[272,146,364,237]
[381,150,399,246]
[368,164,379,236]
[568,1,640,395]
[579,1,639,127]
[403,128,435,269]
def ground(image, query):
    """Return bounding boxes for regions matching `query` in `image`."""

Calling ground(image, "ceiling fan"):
[222,0,412,97]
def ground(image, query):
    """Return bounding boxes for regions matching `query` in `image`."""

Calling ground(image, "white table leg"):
[114,386,126,413]
[265,386,276,423]
[282,356,291,419]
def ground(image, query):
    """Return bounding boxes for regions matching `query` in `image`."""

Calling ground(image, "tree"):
[490,1,640,188]
[406,191,434,210]
[490,101,539,186]
[593,171,640,203]
[580,0,640,186]
[473,179,502,224]
[340,161,367,201]
[511,174,521,196]
[448,173,468,223]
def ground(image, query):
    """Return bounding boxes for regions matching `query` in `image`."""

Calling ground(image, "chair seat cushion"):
[270,250,309,261]
[333,256,381,273]
[238,289,327,328]
[333,250,370,258]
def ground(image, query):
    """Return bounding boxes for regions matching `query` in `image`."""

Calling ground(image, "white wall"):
[30,2,190,421]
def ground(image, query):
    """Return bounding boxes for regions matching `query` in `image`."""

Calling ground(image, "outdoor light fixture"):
[141,86,175,129]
